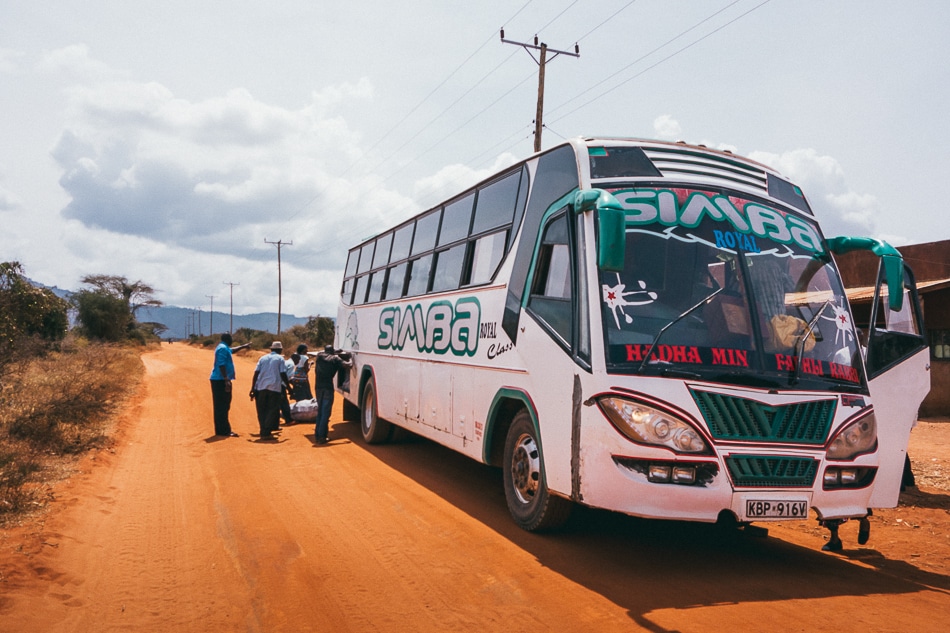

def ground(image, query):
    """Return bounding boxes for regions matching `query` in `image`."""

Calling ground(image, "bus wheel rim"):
[511,433,540,505]
[363,390,375,431]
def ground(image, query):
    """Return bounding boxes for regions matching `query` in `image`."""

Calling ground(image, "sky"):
[2,0,949,318]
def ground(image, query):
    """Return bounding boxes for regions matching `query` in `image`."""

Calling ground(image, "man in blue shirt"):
[209,333,249,437]
[250,341,291,440]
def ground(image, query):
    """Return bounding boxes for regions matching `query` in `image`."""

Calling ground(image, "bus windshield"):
[600,186,865,392]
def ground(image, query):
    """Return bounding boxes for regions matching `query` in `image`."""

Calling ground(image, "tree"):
[80,275,163,320]
[73,290,130,341]
[73,274,163,342]
[285,316,335,348]
[0,261,69,379]
[0,261,69,343]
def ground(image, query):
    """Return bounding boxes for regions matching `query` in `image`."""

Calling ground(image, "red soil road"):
[1,342,949,632]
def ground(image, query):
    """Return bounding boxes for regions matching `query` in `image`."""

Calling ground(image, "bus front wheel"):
[502,410,572,531]
[360,380,392,444]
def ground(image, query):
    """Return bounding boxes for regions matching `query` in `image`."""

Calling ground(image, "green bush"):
[73,290,130,341]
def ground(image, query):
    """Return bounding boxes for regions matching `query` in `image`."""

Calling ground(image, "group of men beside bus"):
[208,333,350,443]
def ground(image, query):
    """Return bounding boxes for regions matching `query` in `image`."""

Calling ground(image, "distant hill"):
[137,306,312,339]
[27,278,314,339]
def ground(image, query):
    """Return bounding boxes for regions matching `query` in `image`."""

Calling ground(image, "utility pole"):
[264,238,293,334]
[500,29,579,153]
[197,307,202,337]
[223,281,239,333]
[206,294,214,335]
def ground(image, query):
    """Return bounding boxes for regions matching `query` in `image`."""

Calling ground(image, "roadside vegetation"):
[1,260,334,523]
[188,315,336,353]
[0,263,154,524]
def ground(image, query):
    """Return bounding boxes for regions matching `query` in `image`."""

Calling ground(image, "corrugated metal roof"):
[844,277,950,303]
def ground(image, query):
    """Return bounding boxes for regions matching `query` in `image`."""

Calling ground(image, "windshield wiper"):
[790,299,832,385]
[638,287,724,374]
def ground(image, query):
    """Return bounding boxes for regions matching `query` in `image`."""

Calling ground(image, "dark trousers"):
[255,389,282,436]
[280,391,292,423]
[210,379,232,435]
[314,388,335,439]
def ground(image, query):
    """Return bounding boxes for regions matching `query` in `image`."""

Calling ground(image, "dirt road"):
[1,343,949,632]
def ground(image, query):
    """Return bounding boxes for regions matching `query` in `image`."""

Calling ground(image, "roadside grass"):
[0,339,144,523]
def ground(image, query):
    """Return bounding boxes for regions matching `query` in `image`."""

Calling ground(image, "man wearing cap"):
[312,344,351,444]
[250,341,291,440]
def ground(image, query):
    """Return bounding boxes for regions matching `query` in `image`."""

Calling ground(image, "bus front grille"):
[691,390,836,444]
[725,456,818,488]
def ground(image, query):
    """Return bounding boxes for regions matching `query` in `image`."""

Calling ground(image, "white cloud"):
[51,77,383,267]
[3,59,418,314]
[37,44,116,78]
[0,48,24,74]
[653,115,682,141]
[748,147,883,239]
[0,183,22,211]
[646,120,884,241]
[412,152,519,209]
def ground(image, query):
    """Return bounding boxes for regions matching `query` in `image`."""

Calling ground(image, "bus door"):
[421,361,453,433]
[865,263,930,508]
[518,207,591,496]
[390,358,421,426]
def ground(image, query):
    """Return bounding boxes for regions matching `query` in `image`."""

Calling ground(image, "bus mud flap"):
[571,373,583,502]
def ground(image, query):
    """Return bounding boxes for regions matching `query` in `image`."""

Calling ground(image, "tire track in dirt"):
[2,342,949,632]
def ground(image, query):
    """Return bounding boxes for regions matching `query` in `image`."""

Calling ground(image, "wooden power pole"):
[223,281,239,333]
[265,238,293,334]
[500,29,579,153]
[206,294,214,335]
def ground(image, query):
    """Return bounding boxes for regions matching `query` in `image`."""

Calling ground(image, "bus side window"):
[406,254,433,297]
[527,213,573,345]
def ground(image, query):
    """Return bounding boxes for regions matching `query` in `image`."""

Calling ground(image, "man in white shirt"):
[250,341,290,440]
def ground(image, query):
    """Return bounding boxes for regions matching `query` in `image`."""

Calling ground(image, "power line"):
[534,0,580,35]
[289,1,772,269]
[501,30,579,152]
[282,0,538,225]
[574,0,639,43]
[358,48,522,181]
[347,0,536,172]
[283,3,589,259]
[548,0,771,126]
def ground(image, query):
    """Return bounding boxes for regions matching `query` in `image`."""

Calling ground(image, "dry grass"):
[0,340,144,522]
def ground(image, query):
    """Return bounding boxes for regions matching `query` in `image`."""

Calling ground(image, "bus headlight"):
[826,411,877,461]
[597,397,709,454]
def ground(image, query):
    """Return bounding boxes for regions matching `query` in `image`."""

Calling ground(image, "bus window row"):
[341,165,529,305]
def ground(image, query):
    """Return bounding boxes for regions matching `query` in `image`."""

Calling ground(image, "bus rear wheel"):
[502,410,572,531]
[360,380,392,444]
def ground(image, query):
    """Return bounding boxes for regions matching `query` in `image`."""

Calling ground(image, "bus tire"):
[502,410,572,531]
[360,380,392,444]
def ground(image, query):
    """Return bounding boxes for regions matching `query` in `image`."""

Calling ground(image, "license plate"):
[744,499,808,519]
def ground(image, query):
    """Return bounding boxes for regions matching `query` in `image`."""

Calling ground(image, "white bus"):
[336,137,929,549]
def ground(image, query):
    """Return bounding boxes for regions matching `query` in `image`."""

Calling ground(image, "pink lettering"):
[775,354,795,372]
[712,348,750,367]
[830,362,859,383]
[626,345,644,362]
[802,358,823,376]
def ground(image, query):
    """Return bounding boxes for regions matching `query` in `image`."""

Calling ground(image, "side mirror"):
[573,189,625,273]
[825,236,904,311]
